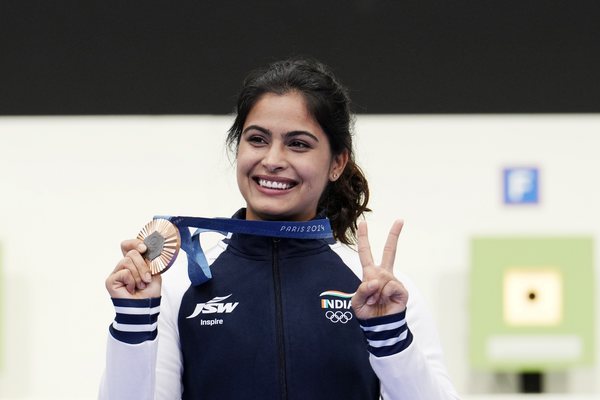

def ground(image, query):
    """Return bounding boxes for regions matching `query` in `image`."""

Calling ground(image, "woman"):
[100,58,459,399]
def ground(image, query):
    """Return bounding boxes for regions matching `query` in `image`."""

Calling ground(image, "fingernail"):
[367,296,376,305]
[138,243,147,252]
[139,282,146,290]
[144,272,152,283]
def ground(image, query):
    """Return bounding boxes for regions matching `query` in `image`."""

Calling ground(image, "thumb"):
[352,279,381,309]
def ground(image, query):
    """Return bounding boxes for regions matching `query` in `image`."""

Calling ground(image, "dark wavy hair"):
[226,57,370,244]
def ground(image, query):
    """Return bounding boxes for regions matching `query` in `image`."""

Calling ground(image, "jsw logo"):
[186,294,239,319]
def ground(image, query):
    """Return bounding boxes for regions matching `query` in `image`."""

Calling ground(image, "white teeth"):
[258,179,292,190]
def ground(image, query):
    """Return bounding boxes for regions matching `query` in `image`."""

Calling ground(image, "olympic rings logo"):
[325,310,353,324]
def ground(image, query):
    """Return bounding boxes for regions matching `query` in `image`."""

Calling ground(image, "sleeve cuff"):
[358,309,413,357]
[109,297,161,344]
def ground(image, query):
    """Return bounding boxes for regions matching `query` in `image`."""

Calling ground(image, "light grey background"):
[0,115,598,399]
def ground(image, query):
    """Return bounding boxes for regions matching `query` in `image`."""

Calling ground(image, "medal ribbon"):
[154,216,334,286]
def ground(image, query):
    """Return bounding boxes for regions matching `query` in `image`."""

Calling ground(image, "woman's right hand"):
[105,239,162,299]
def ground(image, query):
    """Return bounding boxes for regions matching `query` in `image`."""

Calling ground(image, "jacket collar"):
[224,208,331,258]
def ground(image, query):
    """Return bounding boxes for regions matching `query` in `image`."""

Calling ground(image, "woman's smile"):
[254,175,298,192]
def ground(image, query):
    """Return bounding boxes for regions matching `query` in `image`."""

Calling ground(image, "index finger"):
[357,221,375,268]
[380,219,404,272]
[121,239,147,257]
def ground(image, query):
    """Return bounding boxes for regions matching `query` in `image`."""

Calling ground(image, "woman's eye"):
[247,135,267,145]
[289,140,310,149]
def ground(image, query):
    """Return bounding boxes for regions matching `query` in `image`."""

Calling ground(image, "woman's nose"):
[262,144,287,172]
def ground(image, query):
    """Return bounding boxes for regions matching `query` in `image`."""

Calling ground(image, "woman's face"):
[236,91,347,221]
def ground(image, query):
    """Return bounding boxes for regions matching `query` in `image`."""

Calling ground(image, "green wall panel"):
[470,237,595,371]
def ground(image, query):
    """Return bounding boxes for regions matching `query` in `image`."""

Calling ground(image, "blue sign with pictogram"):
[503,167,539,204]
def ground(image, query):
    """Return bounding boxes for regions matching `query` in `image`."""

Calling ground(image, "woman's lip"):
[253,175,297,184]
[253,176,298,192]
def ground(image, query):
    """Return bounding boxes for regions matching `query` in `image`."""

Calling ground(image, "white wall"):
[0,115,598,399]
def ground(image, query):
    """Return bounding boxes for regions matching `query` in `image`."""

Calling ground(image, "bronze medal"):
[137,219,181,275]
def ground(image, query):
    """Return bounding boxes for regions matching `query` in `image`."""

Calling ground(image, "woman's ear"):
[330,150,349,181]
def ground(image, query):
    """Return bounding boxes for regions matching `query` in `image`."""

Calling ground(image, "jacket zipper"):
[272,238,288,400]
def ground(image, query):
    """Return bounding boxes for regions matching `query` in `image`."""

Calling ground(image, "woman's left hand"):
[352,220,409,320]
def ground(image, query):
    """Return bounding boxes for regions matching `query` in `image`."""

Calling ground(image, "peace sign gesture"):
[352,220,409,320]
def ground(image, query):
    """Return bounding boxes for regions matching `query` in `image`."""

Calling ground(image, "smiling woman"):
[99,57,460,400]
[226,59,370,244]
[235,91,348,223]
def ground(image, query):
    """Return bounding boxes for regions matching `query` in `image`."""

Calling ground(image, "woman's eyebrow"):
[284,131,319,142]
[242,125,271,136]
[243,126,319,143]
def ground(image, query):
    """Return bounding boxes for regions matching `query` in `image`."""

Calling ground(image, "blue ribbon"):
[154,216,333,286]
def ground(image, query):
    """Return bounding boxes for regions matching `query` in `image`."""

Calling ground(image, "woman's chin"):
[246,206,313,222]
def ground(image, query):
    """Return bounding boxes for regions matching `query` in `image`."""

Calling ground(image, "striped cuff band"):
[109,297,161,344]
[358,309,413,357]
